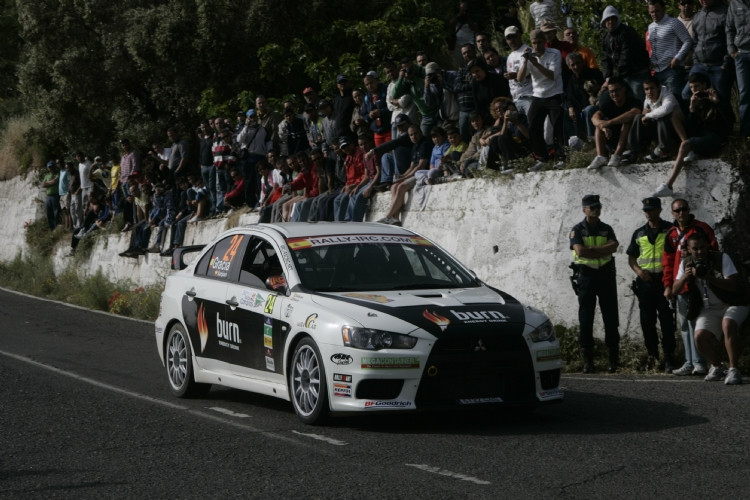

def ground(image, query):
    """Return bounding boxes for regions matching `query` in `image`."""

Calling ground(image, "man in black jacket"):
[600,5,651,103]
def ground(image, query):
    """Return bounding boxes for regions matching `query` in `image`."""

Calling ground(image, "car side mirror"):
[266,275,288,294]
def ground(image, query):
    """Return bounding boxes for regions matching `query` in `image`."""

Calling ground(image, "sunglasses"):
[672,207,689,213]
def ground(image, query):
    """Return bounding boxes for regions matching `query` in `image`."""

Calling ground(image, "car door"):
[223,234,291,383]
[181,232,249,374]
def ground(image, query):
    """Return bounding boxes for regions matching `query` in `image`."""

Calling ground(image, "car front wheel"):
[165,323,210,398]
[289,338,329,425]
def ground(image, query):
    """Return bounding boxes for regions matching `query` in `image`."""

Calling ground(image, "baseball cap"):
[336,74,349,83]
[366,70,378,79]
[425,62,440,75]
[581,194,601,208]
[317,99,331,110]
[246,109,257,117]
[338,136,351,148]
[394,113,411,126]
[303,86,315,95]
[504,26,520,37]
[46,161,55,168]
[642,197,661,211]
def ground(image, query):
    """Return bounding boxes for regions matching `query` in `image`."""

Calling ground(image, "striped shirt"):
[648,14,693,72]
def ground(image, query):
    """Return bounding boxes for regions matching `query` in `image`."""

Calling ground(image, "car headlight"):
[529,320,555,343]
[342,326,417,350]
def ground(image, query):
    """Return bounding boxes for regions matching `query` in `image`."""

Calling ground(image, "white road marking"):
[291,430,348,446]
[406,463,490,485]
[562,375,703,383]
[0,349,315,449]
[209,407,251,418]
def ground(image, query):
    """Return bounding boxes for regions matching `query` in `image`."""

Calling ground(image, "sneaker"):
[692,362,707,375]
[377,217,398,225]
[120,222,132,233]
[529,160,545,172]
[553,160,565,170]
[147,246,160,253]
[652,183,673,197]
[607,154,622,167]
[586,155,607,170]
[620,151,633,164]
[724,367,742,385]
[672,363,694,376]
[684,150,698,162]
[500,167,515,175]
[66,249,75,257]
[74,230,87,240]
[704,364,726,382]
[644,148,669,162]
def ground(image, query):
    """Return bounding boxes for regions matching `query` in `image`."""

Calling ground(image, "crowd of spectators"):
[40,0,744,239]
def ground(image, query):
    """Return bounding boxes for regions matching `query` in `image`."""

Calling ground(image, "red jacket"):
[661,217,718,291]
[287,163,320,198]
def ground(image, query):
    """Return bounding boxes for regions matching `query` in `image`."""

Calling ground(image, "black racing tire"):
[289,337,330,425]
[165,323,210,398]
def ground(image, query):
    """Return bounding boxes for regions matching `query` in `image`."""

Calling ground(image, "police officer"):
[626,197,676,372]
[570,194,620,373]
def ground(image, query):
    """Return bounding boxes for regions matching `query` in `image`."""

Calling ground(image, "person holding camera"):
[626,197,676,372]
[662,199,716,376]
[672,233,750,385]
[653,72,731,197]
[570,194,621,373]
[517,29,565,171]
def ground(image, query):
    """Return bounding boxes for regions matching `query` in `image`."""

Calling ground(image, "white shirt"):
[643,86,679,121]
[78,160,92,190]
[527,48,563,98]
[507,44,534,100]
[676,253,738,308]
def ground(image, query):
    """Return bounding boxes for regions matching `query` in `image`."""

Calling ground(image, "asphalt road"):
[1,287,749,498]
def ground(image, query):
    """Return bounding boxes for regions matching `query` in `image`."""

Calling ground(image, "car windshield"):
[286,234,480,292]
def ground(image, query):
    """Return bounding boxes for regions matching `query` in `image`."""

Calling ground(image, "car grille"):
[415,332,536,407]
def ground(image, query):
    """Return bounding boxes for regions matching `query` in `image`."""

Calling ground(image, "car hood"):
[311,287,528,338]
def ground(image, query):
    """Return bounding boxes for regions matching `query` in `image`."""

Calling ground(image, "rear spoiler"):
[170,245,205,270]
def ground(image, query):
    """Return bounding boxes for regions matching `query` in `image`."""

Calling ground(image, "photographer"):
[673,233,750,385]
[392,61,442,137]
[654,72,731,197]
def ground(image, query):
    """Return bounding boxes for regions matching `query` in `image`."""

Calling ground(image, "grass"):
[0,115,45,180]
[0,216,163,320]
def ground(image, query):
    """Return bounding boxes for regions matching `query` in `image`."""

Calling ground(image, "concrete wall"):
[3,160,742,338]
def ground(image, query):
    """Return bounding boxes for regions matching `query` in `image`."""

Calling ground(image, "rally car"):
[155,222,563,424]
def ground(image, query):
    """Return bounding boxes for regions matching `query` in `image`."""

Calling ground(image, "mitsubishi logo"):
[473,339,487,352]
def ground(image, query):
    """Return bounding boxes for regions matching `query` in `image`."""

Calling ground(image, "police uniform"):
[626,214,675,367]
[570,198,620,370]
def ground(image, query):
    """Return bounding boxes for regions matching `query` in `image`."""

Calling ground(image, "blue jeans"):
[676,293,706,367]
[345,182,374,222]
[200,165,216,215]
[215,168,231,212]
[624,72,648,103]
[458,110,474,144]
[654,67,686,101]
[45,194,60,230]
[332,191,352,221]
[735,53,750,136]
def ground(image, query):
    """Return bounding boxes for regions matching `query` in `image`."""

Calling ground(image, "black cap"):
[394,113,411,126]
[317,99,331,110]
[581,194,601,208]
[338,136,351,148]
[642,197,661,211]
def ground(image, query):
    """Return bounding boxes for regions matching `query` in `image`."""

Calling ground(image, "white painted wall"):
[2,160,741,338]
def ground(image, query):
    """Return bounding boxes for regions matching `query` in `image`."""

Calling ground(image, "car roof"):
[247,222,418,239]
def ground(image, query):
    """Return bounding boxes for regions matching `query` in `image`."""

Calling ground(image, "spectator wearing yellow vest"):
[569,194,620,373]
[626,197,676,373]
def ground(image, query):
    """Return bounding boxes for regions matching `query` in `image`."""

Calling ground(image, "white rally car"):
[155,222,563,424]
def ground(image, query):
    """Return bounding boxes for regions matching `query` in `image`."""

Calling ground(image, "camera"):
[695,91,708,98]
[688,259,709,277]
[427,73,439,84]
